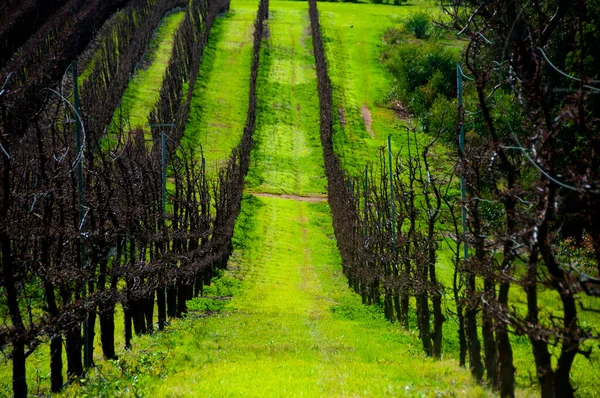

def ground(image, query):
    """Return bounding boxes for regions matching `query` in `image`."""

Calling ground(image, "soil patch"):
[361,103,374,137]
[251,192,328,203]
[390,100,411,121]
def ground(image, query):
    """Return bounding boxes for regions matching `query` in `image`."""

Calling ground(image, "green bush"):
[383,41,458,139]
[384,42,457,104]
[405,12,430,39]
[428,96,458,141]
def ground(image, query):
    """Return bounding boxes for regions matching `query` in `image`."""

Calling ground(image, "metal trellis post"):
[72,60,90,368]
[149,122,175,329]
[388,135,396,259]
[457,64,468,260]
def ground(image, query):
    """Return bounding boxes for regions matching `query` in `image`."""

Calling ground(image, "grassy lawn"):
[317,2,437,173]
[110,11,186,136]
[180,0,258,173]
[245,1,327,197]
[103,192,486,397]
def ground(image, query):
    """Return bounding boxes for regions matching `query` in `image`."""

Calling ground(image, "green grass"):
[140,192,488,397]
[78,10,129,86]
[245,1,327,196]
[317,2,432,173]
[64,191,487,397]
[181,0,258,173]
[53,3,488,397]
[110,11,186,136]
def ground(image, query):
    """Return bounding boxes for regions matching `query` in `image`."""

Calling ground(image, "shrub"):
[382,26,406,45]
[383,41,458,139]
[384,42,457,103]
[405,12,430,39]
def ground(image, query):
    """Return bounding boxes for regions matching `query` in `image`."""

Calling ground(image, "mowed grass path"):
[245,2,326,196]
[143,2,485,396]
[181,0,257,172]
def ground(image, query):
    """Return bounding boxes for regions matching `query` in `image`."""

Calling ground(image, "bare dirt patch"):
[251,192,328,203]
[390,100,411,121]
[338,106,346,126]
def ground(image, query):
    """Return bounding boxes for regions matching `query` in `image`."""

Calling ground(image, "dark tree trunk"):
[124,306,132,350]
[176,283,189,317]
[131,299,147,336]
[384,290,395,322]
[99,305,116,359]
[12,338,27,398]
[428,234,444,359]
[416,292,432,356]
[64,325,83,379]
[100,270,119,359]
[86,280,96,367]
[1,148,27,397]
[400,295,409,329]
[452,245,467,367]
[60,285,83,379]
[361,283,367,304]
[393,294,402,326]
[167,284,177,317]
[44,281,63,392]
[144,293,154,333]
[49,334,63,392]
[203,266,212,287]
[497,283,515,398]
[457,304,467,367]
[417,260,432,356]
[194,275,203,297]
[465,275,484,381]
[157,287,167,330]
[481,280,498,389]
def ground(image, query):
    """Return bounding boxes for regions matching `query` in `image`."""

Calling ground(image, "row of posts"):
[374,63,469,266]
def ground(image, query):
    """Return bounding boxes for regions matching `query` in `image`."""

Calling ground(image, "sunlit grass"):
[317,2,421,173]
[69,192,488,397]
[181,0,258,173]
[245,1,327,197]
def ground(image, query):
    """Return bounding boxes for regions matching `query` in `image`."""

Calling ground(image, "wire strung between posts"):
[457,64,474,81]
[0,72,13,97]
[43,88,87,172]
[537,47,600,92]
[0,142,9,159]
[503,123,598,194]
[458,3,484,36]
